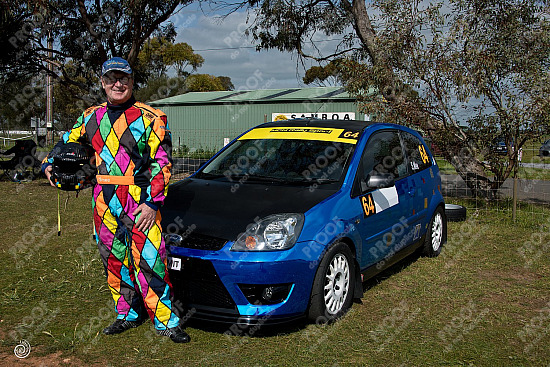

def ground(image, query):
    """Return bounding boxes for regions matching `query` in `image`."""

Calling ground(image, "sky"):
[170,6,341,90]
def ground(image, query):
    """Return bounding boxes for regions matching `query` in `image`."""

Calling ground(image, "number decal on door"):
[361,194,376,217]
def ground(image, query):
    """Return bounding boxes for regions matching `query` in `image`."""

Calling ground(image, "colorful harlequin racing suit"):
[43,96,180,330]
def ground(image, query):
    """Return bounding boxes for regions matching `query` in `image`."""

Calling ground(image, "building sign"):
[271,112,355,121]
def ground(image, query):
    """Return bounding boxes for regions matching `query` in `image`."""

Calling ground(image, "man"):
[42,57,189,343]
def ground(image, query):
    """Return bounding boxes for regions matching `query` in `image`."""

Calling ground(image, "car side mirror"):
[367,173,395,189]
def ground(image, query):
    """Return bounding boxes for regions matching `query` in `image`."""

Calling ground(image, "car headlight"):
[231,213,304,251]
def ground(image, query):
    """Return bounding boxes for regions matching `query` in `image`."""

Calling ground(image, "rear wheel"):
[308,242,355,323]
[422,207,445,257]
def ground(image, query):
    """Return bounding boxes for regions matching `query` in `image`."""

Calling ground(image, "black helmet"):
[50,142,96,191]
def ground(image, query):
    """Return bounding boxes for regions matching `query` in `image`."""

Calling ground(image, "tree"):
[242,0,550,198]
[185,74,229,92]
[1,1,234,129]
[136,37,205,79]
[302,59,343,86]
[133,37,234,102]
[0,78,45,131]
[2,0,188,101]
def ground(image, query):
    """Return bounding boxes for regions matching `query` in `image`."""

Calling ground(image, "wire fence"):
[2,129,548,222]
[169,129,550,223]
[437,139,550,223]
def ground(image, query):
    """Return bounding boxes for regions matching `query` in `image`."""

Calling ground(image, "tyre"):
[445,203,467,222]
[308,242,355,323]
[422,206,446,257]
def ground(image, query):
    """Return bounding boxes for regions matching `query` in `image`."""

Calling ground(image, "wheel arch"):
[437,202,448,245]
[330,236,363,300]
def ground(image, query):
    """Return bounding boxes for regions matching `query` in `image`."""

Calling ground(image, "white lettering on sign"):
[271,113,355,121]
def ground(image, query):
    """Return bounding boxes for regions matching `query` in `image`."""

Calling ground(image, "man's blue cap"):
[101,57,132,76]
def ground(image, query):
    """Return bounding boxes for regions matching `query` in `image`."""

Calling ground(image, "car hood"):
[160,178,339,241]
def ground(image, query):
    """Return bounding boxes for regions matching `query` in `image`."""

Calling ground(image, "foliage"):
[2,0,186,92]
[244,0,550,197]
[0,77,45,130]
[185,74,230,92]
[302,59,343,86]
[136,36,204,79]
[0,1,234,129]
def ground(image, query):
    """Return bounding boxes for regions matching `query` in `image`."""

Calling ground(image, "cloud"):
[174,11,309,89]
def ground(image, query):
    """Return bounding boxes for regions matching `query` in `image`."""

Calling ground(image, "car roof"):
[258,118,377,131]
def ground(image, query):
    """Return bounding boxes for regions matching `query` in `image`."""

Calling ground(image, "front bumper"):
[167,243,318,325]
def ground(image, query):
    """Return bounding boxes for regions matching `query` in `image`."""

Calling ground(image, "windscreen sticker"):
[360,186,399,218]
[239,127,360,144]
[418,144,430,164]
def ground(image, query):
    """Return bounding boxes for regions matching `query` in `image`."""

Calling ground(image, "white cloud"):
[174,11,310,90]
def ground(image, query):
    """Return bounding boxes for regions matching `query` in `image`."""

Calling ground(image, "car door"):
[399,130,434,247]
[351,129,412,269]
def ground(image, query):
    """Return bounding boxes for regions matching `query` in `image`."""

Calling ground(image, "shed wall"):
[159,101,363,153]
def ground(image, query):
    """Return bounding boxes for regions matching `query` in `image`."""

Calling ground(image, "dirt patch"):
[478,267,544,284]
[0,346,102,367]
[477,267,547,309]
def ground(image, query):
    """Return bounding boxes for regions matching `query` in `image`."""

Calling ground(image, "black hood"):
[160,178,338,241]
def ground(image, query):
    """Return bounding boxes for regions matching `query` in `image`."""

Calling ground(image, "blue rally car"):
[161,119,446,325]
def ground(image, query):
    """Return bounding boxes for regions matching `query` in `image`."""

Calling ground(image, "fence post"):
[512,145,521,222]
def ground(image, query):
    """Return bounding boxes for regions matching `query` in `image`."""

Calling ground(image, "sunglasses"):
[103,75,132,85]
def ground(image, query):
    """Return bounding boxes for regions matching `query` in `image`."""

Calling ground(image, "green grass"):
[0,179,549,366]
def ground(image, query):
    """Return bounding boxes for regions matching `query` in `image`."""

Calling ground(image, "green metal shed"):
[149,86,368,154]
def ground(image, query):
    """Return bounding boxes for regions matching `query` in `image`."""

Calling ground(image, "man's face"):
[101,71,134,105]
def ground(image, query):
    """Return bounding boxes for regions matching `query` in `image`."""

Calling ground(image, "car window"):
[400,131,432,173]
[353,130,406,195]
[200,138,355,184]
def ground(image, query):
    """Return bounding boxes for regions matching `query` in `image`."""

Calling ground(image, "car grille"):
[177,233,227,251]
[169,258,236,310]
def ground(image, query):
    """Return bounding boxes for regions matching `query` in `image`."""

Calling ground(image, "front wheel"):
[422,207,446,257]
[308,242,355,323]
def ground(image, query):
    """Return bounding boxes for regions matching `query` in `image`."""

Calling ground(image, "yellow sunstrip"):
[238,127,360,144]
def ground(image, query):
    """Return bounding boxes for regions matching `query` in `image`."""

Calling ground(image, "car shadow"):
[360,251,422,294]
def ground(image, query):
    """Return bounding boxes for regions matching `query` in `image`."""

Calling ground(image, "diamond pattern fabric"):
[46,99,179,330]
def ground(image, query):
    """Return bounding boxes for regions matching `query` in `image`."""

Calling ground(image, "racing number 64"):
[361,194,376,217]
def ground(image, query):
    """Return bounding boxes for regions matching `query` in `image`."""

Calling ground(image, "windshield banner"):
[239,127,361,144]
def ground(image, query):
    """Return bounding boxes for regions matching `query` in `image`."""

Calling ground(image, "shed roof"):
[149,86,359,106]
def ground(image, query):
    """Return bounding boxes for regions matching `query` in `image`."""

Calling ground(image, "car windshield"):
[197,138,355,184]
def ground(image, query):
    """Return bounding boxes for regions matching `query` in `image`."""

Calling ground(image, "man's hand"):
[133,203,157,232]
[44,165,56,187]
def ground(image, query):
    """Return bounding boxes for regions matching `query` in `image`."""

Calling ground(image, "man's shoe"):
[156,326,191,343]
[103,318,146,335]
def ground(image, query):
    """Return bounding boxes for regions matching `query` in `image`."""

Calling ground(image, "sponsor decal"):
[168,256,182,271]
[239,127,359,144]
[360,186,399,218]
[413,224,421,240]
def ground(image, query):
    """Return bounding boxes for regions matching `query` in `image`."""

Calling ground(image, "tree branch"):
[76,0,107,62]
